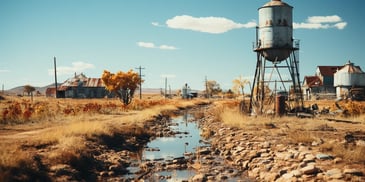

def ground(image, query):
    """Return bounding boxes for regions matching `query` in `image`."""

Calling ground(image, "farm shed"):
[48,73,110,98]
[303,65,343,100]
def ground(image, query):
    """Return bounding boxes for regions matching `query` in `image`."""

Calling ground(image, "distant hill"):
[5,83,60,95]
[4,83,166,96]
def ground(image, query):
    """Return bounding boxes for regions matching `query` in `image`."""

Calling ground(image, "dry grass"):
[320,142,365,163]
[0,143,31,168]
[0,96,208,176]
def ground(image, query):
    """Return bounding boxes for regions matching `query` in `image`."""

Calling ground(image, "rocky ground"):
[1,103,364,181]
[89,105,365,182]
[197,110,365,182]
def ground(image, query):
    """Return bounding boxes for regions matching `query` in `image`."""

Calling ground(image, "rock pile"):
[196,113,365,182]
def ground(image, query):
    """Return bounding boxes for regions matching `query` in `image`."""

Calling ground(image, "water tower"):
[249,0,304,115]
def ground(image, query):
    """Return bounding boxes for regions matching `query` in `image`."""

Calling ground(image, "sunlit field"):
[0,94,209,180]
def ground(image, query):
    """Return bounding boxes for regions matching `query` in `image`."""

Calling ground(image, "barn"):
[303,65,343,100]
[47,73,110,98]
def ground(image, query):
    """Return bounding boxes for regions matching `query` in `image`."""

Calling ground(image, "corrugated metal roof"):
[84,78,105,87]
[304,76,322,87]
[336,61,363,74]
[317,66,343,76]
[58,73,105,88]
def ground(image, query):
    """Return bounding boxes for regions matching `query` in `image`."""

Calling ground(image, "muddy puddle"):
[124,111,206,181]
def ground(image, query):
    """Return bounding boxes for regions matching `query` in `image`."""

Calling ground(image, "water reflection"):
[143,112,202,160]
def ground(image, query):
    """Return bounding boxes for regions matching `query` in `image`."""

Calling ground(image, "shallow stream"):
[125,110,208,181]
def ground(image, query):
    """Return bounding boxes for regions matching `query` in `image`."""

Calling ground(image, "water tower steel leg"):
[260,58,267,114]
[249,52,262,114]
[291,51,304,110]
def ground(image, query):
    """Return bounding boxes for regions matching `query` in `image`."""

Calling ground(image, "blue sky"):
[1,0,364,92]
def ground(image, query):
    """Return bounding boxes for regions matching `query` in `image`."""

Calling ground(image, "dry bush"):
[320,142,365,163]
[128,98,169,110]
[286,130,316,145]
[336,100,365,116]
[0,143,31,168]
[47,136,86,164]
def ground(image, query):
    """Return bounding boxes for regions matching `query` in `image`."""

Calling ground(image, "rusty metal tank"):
[257,0,293,62]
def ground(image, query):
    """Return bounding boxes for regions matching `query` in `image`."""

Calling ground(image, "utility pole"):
[54,57,58,98]
[135,66,145,99]
[169,84,171,98]
[165,77,167,99]
[205,76,209,98]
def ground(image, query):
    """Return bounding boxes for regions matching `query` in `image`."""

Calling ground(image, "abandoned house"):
[302,65,343,100]
[46,73,109,98]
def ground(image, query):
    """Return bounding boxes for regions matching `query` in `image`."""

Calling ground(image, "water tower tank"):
[258,0,293,62]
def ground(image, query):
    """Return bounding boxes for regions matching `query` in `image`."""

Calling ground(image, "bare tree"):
[206,80,222,97]
[232,75,250,96]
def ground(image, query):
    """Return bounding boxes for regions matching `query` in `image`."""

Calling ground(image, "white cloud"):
[334,22,347,30]
[293,22,330,29]
[294,15,347,30]
[307,15,342,23]
[159,45,177,50]
[137,41,177,50]
[151,22,162,27]
[166,15,256,34]
[137,41,155,48]
[48,61,95,76]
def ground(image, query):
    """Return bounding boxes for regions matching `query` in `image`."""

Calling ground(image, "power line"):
[135,66,145,99]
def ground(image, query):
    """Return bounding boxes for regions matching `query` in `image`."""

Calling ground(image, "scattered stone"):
[325,168,343,179]
[343,168,364,176]
[191,173,206,182]
[300,165,319,175]
[197,147,211,155]
[263,172,278,181]
[276,152,294,160]
[316,153,333,160]
[333,157,343,164]
[303,154,316,163]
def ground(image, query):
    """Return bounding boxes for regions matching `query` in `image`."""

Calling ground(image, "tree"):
[24,85,36,95]
[23,85,35,101]
[232,76,250,96]
[206,80,222,97]
[101,70,142,105]
[225,89,235,99]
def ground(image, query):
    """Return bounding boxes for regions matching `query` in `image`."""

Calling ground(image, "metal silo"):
[249,0,303,115]
[334,61,365,99]
[258,0,293,62]
[334,61,365,87]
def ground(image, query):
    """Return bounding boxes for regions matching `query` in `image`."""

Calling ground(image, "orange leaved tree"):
[101,70,142,105]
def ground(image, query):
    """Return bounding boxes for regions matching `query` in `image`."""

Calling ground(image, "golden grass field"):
[0,94,209,180]
[0,95,365,180]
